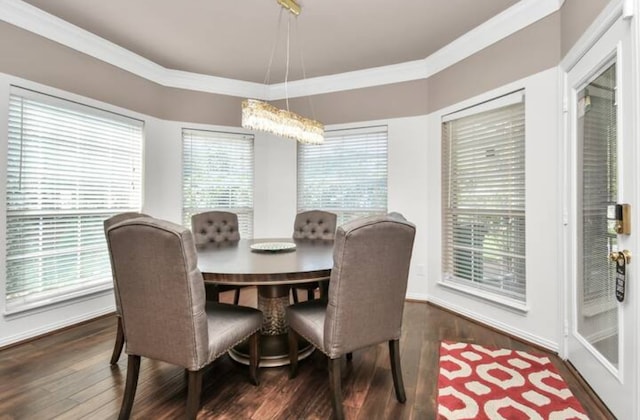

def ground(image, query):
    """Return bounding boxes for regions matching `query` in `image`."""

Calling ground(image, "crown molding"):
[560,0,624,71]
[422,0,561,77]
[1,0,562,100]
[0,0,264,98]
[266,59,429,100]
[269,0,562,99]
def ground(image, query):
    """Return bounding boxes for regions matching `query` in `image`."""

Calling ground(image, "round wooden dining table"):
[197,238,334,367]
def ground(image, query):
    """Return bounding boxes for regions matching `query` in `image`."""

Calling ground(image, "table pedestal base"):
[230,284,314,367]
[229,334,314,367]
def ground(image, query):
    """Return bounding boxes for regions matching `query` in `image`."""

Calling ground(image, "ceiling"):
[20,0,520,84]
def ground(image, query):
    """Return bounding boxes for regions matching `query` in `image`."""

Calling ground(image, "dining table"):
[196,238,334,367]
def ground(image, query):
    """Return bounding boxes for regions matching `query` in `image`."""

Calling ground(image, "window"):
[5,87,143,313]
[579,63,617,314]
[297,126,388,226]
[182,129,254,236]
[441,91,526,303]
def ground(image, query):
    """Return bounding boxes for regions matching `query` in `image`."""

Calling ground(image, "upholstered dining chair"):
[291,210,337,303]
[104,211,149,365]
[286,213,416,420]
[107,217,262,420]
[191,211,244,305]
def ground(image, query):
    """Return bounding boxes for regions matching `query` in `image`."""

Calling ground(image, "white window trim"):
[440,90,527,304]
[4,85,143,315]
[181,128,255,237]
[297,125,388,226]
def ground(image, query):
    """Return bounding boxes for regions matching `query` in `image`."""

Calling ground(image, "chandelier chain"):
[285,15,291,111]
[295,18,317,120]
[263,8,285,85]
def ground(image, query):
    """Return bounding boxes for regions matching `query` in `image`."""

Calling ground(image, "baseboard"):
[565,360,617,419]
[427,296,559,352]
[0,307,115,349]
[405,292,429,302]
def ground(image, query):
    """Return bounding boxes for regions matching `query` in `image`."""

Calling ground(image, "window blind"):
[442,92,526,302]
[297,126,388,226]
[580,63,617,314]
[6,87,143,313]
[182,129,254,237]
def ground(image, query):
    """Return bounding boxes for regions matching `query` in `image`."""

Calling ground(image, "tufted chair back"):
[293,210,337,240]
[191,211,241,245]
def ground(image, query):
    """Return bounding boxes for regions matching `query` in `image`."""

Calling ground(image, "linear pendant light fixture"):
[241,0,324,145]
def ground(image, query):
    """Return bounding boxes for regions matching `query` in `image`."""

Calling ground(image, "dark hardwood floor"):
[0,289,614,419]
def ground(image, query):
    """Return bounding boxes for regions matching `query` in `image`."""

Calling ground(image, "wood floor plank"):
[0,301,615,419]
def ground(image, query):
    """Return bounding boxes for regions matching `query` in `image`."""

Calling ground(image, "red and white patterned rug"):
[437,341,590,419]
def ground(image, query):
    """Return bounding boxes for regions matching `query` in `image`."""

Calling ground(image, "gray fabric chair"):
[286,213,416,420]
[291,210,337,303]
[107,217,262,420]
[292,210,337,241]
[104,212,150,365]
[191,211,244,305]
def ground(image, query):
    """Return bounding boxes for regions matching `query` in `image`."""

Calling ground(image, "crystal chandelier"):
[241,0,324,144]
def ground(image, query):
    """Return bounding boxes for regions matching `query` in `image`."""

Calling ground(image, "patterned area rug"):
[437,341,590,419]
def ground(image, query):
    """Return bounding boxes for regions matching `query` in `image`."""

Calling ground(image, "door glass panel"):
[578,62,618,368]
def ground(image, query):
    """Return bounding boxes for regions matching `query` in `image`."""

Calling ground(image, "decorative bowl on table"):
[250,242,297,252]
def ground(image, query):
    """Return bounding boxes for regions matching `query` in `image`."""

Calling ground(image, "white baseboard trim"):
[428,296,559,352]
[406,292,429,301]
[0,306,115,348]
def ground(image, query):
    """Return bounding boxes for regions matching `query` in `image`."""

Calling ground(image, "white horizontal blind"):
[182,129,254,237]
[580,63,617,312]
[442,93,526,302]
[297,126,388,226]
[6,87,143,313]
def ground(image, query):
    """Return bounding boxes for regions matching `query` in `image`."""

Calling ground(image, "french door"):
[566,17,638,419]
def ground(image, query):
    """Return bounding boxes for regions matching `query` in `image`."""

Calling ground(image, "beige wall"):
[0,3,606,125]
[0,22,244,126]
[561,0,611,56]
[426,12,560,113]
[1,13,559,126]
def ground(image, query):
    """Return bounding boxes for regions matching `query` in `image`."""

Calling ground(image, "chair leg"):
[288,328,299,378]
[320,282,329,300]
[292,288,299,304]
[307,288,315,301]
[118,354,141,420]
[389,339,406,403]
[186,369,203,420]
[110,316,125,365]
[249,332,260,385]
[205,283,220,302]
[346,352,353,361]
[233,288,241,305]
[328,357,345,420]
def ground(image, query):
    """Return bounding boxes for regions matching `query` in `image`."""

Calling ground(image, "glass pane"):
[6,91,142,309]
[578,62,618,368]
[441,95,526,303]
[182,129,254,237]
[297,127,388,225]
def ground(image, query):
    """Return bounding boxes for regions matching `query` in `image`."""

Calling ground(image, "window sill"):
[4,283,114,319]
[437,280,530,314]
[582,299,617,318]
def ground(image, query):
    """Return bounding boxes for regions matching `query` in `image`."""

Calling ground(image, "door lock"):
[608,204,631,235]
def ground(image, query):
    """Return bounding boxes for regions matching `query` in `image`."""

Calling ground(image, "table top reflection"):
[197,238,334,286]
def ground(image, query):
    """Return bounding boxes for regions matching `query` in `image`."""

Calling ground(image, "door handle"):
[609,250,631,302]
[609,250,632,264]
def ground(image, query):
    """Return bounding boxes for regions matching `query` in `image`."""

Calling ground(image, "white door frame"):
[560,1,639,417]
